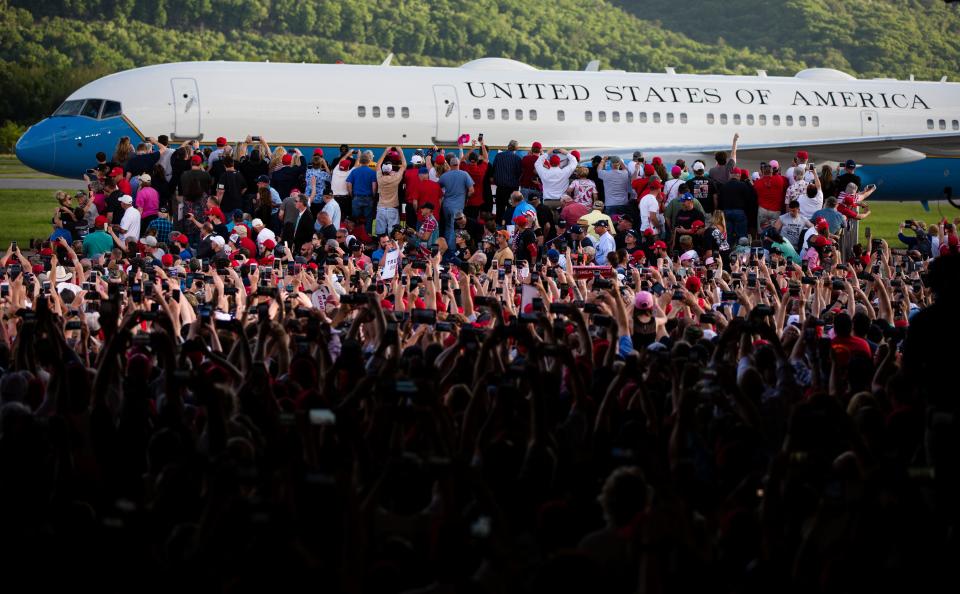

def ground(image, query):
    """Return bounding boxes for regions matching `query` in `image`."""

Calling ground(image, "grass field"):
[0,189,955,249]
[0,154,58,179]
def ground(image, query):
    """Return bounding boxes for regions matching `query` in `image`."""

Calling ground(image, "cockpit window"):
[81,99,103,119]
[52,99,121,119]
[101,101,122,119]
[53,100,85,117]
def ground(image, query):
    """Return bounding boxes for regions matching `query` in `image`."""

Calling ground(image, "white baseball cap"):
[119,194,133,205]
[410,155,424,165]
[692,161,705,172]
[251,218,264,228]
[210,235,225,247]
[138,173,151,183]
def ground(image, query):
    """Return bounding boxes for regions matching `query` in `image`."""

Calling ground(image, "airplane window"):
[100,100,122,119]
[401,107,410,119]
[612,111,620,122]
[557,110,565,122]
[786,115,794,126]
[759,114,767,126]
[81,99,103,119]
[515,109,523,120]
[707,113,715,124]
[501,109,510,120]
[53,99,85,117]
[585,111,593,122]
[733,114,741,125]
[653,112,661,123]
[529,109,537,121]
[811,115,818,127]
[926,119,934,129]
[597,111,606,122]
[639,112,648,123]
[473,108,481,120]
[626,112,634,123]
[773,115,781,126]
[799,115,807,127]
[666,113,674,123]
[953,120,959,131]
[357,106,366,118]
[939,119,946,130]
[372,106,381,118]
[487,108,495,120]
[719,114,728,125]
[746,114,755,125]
[680,113,688,124]
[387,106,395,118]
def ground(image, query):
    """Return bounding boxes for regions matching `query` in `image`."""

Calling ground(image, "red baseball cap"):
[648,179,662,190]
[570,150,581,161]
[206,207,225,221]
[643,164,655,176]
[94,215,108,227]
[549,154,561,166]
[190,154,202,165]
[810,235,831,248]
[796,150,809,160]
[109,167,123,177]
[531,141,542,150]
[434,154,446,165]
[216,136,227,146]
[313,148,324,155]
[338,159,351,170]
[685,276,701,293]
[643,228,656,236]
[513,214,528,226]
[281,154,293,165]
[652,156,663,166]
[816,219,829,231]
[262,239,277,249]
[161,253,174,267]
[691,220,705,230]
[652,240,668,249]
[842,193,856,205]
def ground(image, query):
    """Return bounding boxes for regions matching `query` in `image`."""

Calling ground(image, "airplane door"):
[861,110,879,136]
[432,85,460,144]
[172,78,202,139]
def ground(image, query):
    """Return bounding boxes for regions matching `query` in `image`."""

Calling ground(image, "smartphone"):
[411,308,437,325]
[478,133,484,143]
[308,409,336,426]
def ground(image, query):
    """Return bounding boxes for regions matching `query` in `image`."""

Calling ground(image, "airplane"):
[15,56,960,207]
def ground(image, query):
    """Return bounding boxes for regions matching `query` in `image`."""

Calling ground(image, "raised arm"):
[731,133,740,163]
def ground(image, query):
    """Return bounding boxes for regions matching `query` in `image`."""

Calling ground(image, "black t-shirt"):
[124,152,159,177]
[832,172,863,196]
[688,176,717,213]
[271,165,303,200]
[180,169,213,199]
[105,189,124,222]
[674,208,705,231]
[718,179,755,211]
[239,157,269,192]
[515,228,537,262]
[536,203,556,239]
[218,170,247,214]
[320,224,338,242]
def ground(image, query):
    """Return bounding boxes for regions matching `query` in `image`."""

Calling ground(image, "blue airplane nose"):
[15,121,56,175]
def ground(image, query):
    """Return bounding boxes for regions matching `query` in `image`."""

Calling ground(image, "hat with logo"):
[593,220,609,228]
[109,166,123,177]
[256,174,270,184]
[845,159,857,168]
[570,224,584,234]
[652,240,668,249]
[679,192,693,202]
[338,159,352,171]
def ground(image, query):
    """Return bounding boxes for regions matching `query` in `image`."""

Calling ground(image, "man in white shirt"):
[118,195,141,242]
[534,148,578,202]
[638,179,662,233]
[251,217,277,247]
[775,200,813,250]
[321,192,342,229]
[593,220,616,265]
[797,174,824,220]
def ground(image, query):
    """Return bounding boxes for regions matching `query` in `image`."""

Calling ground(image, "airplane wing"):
[585,131,960,166]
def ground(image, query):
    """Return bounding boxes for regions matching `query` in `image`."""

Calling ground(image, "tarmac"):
[0,179,87,190]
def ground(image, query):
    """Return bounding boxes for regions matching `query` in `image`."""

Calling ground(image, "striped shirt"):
[491,150,522,188]
[146,217,173,244]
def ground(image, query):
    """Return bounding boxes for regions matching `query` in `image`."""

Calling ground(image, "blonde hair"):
[55,190,70,205]
[269,147,285,170]
[113,136,133,164]
[575,166,589,178]
[712,210,726,231]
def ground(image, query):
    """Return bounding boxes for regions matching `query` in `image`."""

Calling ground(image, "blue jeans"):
[442,200,464,248]
[724,209,748,246]
[352,195,374,233]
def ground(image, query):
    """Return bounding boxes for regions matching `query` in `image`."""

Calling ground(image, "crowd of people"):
[1,130,959,592]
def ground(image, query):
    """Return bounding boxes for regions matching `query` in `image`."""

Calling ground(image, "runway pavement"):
[0,178,86,190]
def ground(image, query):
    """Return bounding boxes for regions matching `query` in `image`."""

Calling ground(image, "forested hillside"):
[2,0,959,149]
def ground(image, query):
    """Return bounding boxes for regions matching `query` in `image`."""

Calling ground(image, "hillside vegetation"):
[2,0,959,141]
